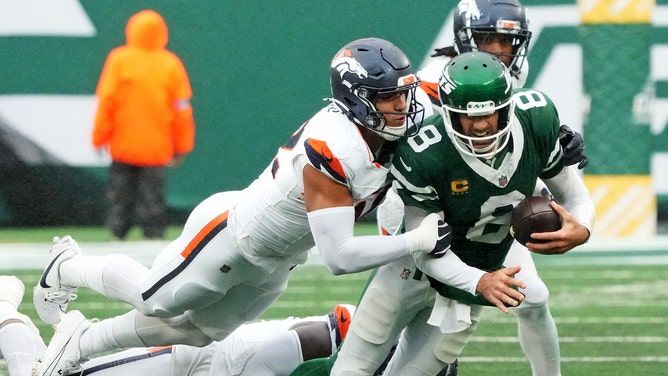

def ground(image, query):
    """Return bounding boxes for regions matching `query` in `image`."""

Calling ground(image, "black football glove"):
[430,46,458,58]
[559,124,589,169]
[430,220,453,258]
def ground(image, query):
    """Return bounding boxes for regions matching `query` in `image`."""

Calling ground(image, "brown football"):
[510,196,562,246]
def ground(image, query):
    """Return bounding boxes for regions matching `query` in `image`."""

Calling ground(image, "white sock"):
[0,302,20,324]
[79,310,145,359]
[61,254,147,307]
[515,303,561,376]
[0,322,47,376]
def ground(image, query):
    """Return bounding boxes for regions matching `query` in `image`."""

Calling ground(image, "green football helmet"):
[438,51,514,159]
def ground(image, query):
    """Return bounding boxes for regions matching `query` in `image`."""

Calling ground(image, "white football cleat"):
[32,310,93,376]
[0,275,25,309]
[33,236,81,325]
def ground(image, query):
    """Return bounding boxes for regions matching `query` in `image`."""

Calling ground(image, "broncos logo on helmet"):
[332,54,369,81]
[457,0,482,24]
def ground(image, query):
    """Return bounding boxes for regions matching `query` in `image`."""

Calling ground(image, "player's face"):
[474,33,514,68]
[375,91,407,128]
[458,111,500,149]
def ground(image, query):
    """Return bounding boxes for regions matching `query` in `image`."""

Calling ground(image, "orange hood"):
[125,9,168,51]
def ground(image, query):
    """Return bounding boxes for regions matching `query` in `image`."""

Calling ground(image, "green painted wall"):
[1,0,667,225]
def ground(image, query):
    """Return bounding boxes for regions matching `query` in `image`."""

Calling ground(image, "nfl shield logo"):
[400,268,411,280]
[498,175,508,187]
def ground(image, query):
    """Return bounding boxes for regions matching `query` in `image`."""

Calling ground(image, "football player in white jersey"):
[1,274,358,376]
[375,1,588,375]
[31,37,468,376]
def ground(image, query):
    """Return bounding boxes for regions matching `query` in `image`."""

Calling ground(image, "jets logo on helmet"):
[466,101,496,116]
[438,75,456,96]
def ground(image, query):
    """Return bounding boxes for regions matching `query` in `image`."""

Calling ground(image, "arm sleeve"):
[413,252,487,295]
[308,206,414,275]
[403,205,486,295]
[543,166,596,234]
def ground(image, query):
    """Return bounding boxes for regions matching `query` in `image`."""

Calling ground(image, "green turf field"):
[1,225,667,375]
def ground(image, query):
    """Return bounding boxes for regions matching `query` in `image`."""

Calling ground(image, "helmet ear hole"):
[343,97,357,107]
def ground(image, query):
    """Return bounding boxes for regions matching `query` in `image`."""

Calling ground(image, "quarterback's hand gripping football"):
[559,124,589,169]
[406,213,452,257]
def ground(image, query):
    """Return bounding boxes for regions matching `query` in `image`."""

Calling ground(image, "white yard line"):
[460,356,668,362]
[470,336,668,343]
[484,316,668,325]
[2,236,668,270]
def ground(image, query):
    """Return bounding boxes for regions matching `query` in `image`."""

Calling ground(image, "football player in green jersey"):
[325,52,596,375]
[379,1,587,374]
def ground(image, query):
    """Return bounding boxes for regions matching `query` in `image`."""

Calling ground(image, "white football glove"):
[405,213,453,257]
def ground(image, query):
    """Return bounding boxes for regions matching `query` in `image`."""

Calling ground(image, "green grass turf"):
[5,263,668,375]
[2,224,667,375]
[0,225,185,243]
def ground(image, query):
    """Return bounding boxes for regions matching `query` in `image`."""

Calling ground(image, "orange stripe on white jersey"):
[141,211,229,301]
[181,211,229,258]
[305,138,347,184]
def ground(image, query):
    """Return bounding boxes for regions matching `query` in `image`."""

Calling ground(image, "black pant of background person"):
[107,161,167,240]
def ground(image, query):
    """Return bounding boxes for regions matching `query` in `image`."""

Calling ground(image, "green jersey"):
[393,88,563,272]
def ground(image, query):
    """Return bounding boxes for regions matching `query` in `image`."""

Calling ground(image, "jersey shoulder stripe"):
[305,138,346,184]
[512,88,563,179]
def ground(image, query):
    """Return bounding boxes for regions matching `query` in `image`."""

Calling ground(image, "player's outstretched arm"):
[304,166,448,274]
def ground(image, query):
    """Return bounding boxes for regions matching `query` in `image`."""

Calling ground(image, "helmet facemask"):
[453,0,533,80]
[461,28,531,79]
[438,51,515,159]
[358,80,425,141]
[441,98,514,159]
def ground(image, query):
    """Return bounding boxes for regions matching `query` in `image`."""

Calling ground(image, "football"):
[510,196,562,246]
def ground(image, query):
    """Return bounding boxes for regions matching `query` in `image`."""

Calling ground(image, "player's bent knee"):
[517,276,550,307]
[143,281,219,318]
[433,323,478,364]
[135,313,214,347]
[352,287,400,344]
[514,302,552,323]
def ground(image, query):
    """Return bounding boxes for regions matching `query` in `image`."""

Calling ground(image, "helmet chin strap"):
[373,122,406,141]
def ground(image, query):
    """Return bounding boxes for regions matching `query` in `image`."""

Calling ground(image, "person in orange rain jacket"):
[92,9,195,240]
